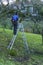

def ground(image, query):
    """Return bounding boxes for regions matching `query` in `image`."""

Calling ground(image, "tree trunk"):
[42,28,43,44]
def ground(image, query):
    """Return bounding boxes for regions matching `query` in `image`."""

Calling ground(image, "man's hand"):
[11,19,14,24]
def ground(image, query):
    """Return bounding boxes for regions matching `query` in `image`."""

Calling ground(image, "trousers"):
[13,22,18,35]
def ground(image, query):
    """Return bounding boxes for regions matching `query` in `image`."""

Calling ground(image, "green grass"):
[0,28,43,65]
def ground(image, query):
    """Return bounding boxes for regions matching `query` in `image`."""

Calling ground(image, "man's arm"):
[11,18,14,24]
[19,17,22,23]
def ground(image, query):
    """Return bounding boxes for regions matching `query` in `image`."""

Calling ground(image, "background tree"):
[0,0,43,43]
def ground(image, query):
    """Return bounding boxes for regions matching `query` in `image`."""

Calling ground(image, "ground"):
[0,28,43,65]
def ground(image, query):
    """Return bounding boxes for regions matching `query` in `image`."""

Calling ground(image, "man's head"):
[15,12,18,15]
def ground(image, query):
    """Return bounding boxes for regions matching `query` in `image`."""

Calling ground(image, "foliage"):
[39,7,43,16]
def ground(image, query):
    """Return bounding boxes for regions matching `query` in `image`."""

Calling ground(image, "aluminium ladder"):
[7,23,30,53]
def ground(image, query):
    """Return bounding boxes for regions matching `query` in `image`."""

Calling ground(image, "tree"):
[0,0,43,43]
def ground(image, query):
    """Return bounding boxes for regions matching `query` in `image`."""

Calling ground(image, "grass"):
[0,28,43,65]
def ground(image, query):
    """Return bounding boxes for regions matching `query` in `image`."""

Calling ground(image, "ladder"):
[7,23,30,53]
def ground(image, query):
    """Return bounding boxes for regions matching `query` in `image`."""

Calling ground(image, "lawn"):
[0,28,43,65]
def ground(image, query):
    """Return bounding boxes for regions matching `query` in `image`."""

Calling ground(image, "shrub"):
[9,49,17,56]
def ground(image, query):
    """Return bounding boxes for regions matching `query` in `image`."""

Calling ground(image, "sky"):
[41,0,43,1]
[2,0,16,5]
[1,0,43,5]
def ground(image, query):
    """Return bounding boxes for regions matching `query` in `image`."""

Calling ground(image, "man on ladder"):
[11,12,19,35]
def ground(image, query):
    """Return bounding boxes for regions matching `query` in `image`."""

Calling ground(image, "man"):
[11,12,19,35]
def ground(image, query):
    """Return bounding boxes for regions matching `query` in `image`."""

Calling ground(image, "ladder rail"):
[21,23,30,52]
[7,23,21,50]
